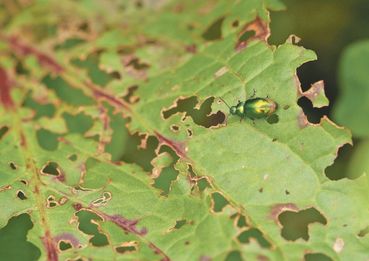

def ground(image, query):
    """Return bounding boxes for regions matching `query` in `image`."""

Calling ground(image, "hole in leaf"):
[55,38,86,50]
[9,162,17,170]
[36,128,59,151]
[266,114,279,124]
[23,93,55,119]
[211,192,229,212]
[237,228,271,248]
[239,30,255,42]
[63,112,93,134]
[232,20,239,27]
[17,191,27,200]
[105,104,158,171]
[358,226,369,237]
[278,207,327,241]
[258,187,264,193]
[304,253,333,261]
[153,146,180,196]
[202,17,225,41]
[0,126,9,140]
[59,241,72,251]
[42,75,94,106]
[41,162,60,176]
[197,177,210,192]
[68,154,78,161]
[0,214,41,260]
[297,97,324,124]
[126,57,150,71]
[162,96,224,128]
[236,215,248,228]
[170,125,179,132]
[116,243,138,254]
[71,54,115,86]
[76,210,109,247]
[285,190,290,195]
[175,220,186,229]
[122,85,139,104]
[325,143,354,180]
[225,250,243,261]
[187,128,193,137]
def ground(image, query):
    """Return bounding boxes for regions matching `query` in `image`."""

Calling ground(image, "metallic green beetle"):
[220,94,278,121]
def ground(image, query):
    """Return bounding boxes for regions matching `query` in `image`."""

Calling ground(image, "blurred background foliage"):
[1,0,369,260]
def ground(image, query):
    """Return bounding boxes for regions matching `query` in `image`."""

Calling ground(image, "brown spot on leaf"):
[185,44,197,54]
[236,17,270,51]
[200,256,212,261]
[54,233,80,248]
[0,185,12,192]
[0,67,14,109]
[73,203,83,211]
[258,255,269,261]
[270,203,298,224]
[301,80,328,108]
[298,111,309,128]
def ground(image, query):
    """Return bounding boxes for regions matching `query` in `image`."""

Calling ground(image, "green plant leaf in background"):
[333,40,369,179]
[334,40,369,138]
[0,0,368,261]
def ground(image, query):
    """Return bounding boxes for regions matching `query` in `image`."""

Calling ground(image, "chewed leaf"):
[302,80,329,108]
[0,0,366,260]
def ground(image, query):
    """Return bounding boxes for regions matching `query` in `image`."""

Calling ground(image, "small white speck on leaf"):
[214,66,228,78]
[333,238,344,253]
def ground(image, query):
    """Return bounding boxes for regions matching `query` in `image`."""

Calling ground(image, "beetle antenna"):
[218,97,231,109]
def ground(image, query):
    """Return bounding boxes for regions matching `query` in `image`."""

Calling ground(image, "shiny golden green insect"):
[220,92,278,121]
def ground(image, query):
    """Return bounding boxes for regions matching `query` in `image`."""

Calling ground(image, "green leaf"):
[334,40,369,138]
[1,0,367,260]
